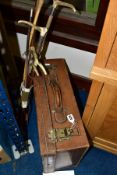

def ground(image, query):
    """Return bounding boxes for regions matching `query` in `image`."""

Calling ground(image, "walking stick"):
[18,0,77,108]
[19,0,44,109]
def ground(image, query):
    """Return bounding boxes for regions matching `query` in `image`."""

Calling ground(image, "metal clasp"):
[48,127,79,142]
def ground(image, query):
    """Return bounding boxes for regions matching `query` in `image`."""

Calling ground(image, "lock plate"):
[48,127,80,142]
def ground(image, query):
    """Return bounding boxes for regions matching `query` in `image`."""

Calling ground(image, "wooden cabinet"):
[82,0,117,154]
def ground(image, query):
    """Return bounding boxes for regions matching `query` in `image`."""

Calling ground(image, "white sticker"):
[67,114,75,124]
[43,170,75,175]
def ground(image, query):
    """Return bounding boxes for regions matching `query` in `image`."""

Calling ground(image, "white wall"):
[16,33,95,78]
[16,33,27,56]
[46,42,95,77]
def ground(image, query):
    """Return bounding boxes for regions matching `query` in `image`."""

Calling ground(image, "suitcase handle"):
[50,79,67,123]
[50,79,63,112]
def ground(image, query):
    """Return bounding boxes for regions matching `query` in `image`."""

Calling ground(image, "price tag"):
[67,114,78,129]
[67,114,75,124]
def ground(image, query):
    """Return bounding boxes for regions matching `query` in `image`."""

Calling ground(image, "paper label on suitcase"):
[43,170,75,175]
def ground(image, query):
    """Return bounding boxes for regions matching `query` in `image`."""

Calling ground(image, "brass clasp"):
[48,127,79,142]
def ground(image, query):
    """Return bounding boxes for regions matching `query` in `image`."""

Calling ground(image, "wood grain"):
[87,84,116,138]
[83,0,117,154]
[94,0,117,68]
[83,80,103,126]
[90,66,117,87]
[34,59,89,169]
[95,93,117,153]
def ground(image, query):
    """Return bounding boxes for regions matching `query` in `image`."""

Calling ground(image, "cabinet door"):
[82,0,117,154]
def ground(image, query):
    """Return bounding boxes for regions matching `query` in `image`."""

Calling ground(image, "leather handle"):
[50,80,62,112]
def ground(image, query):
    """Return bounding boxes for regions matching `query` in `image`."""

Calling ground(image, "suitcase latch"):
[48,127,79,142]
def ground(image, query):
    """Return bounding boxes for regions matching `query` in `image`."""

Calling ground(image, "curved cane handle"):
[53,0,76,12]
[50,79,62,112]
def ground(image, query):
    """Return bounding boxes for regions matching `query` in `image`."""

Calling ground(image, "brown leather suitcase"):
[33,59,89,173]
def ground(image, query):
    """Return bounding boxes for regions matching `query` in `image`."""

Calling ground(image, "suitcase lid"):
[34,59,89,156]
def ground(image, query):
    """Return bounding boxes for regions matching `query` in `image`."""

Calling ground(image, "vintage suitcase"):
[33,59,89,173]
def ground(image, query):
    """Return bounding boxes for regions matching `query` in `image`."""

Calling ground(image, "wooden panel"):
[95,94,117,146]
[82,80,103,126]
[93,0,117,68]
[83,0,117,136]
[90,66,117,87]
[34,59,89,157]
[83,0,117,154]
[87,84,116,138]
[93,91,117,154]
[93,138,117,155]
[87,0,117,138]
[106,33,117,71]
[33,77,56,156]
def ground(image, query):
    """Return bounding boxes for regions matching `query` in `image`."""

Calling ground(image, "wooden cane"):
[29,0,44,46]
